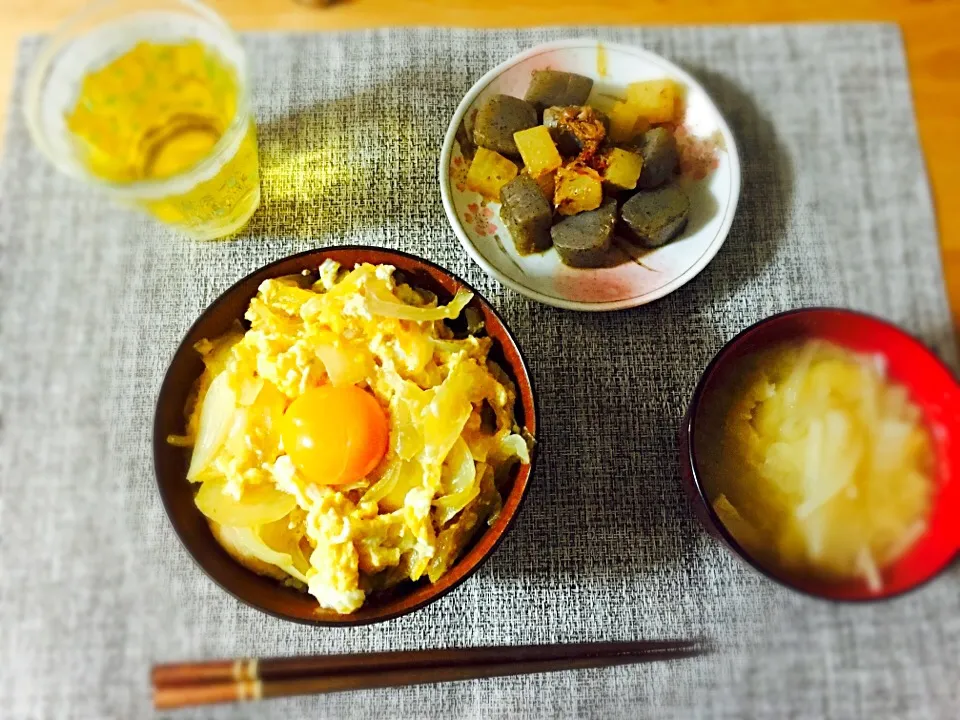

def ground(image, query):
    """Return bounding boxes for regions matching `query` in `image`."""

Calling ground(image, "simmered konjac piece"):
[550,198,617,268]
[462,70,700,266]
[500,173,553,255]
[524,70,594,114]
[473,94,538,158]
[621,185,690,247]
[636,127,679,189]
[542,106,609,159]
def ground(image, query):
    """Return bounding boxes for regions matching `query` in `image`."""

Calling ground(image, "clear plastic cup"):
[25,0,260,240]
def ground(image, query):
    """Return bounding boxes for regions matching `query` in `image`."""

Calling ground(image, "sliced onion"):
[361,458,403,504]
[216,524,309,584]
[498,433,531,465]
[441,438,476,495]
[197,328,243,377]
[195,477,297,527]
[434,438,479,526]
[379,461,426,513]
[421,361,476,465]
[366,284,473,322]
[238,376,265,406]
[258,515,312,577]
[186,371,237,482]
[223,407,251,460]
[316,343,368,387]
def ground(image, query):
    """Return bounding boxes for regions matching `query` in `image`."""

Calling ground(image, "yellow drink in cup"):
[25,0,260,240]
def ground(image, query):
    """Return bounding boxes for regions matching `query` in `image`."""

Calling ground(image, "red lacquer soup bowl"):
[680,308,960,601]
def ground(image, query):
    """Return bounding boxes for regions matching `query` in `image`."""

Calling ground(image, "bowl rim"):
[684,306,960,603]
[153,245,540,626]
[438,37,743,312]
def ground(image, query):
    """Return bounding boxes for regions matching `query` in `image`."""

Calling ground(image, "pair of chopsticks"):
[152,639,706,710]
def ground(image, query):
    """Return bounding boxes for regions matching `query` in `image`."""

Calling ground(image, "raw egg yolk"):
[280,385,389,485]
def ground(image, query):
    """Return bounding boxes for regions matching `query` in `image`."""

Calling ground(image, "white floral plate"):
[439,39,741,311]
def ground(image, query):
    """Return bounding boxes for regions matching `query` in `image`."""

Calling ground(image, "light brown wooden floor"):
[2,0,958,330]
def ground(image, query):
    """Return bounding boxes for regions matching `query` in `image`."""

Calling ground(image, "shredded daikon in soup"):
[696,340,934,592]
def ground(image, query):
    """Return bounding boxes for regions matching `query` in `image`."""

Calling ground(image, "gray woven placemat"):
[1,24,958,720]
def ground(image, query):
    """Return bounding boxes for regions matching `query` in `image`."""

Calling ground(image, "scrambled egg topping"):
[174,261,530,613]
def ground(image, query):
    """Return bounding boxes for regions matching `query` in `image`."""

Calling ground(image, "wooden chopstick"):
[152,640,706,710]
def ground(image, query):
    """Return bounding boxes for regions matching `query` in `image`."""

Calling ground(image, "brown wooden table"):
[2,0,957,329]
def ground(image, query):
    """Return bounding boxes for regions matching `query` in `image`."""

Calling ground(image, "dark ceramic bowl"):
[680,308,960,601]
[154,247,539,626]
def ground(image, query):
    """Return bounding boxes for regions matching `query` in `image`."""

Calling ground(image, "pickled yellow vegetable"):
[553,162,603,216]
[601,148,644,190]
[529,168,556,201]
[513,125,563,178]
[625,79,677,124]
[465,147,518,200]
[608,101,647,143]
[697,340,934,592]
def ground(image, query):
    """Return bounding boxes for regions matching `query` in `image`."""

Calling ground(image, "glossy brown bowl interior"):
[154,247,539,626]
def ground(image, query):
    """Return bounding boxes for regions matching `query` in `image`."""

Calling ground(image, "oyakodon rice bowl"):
[154,248,537,623]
